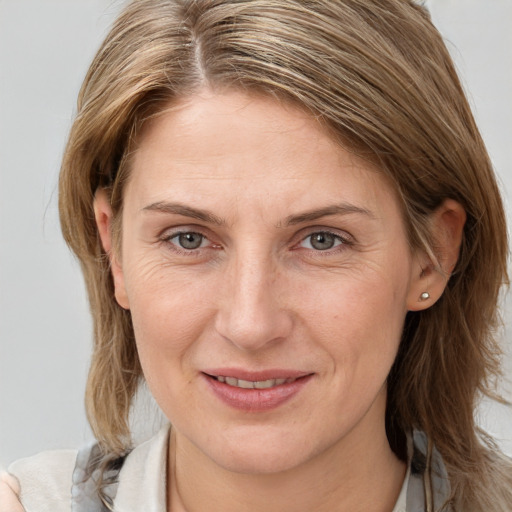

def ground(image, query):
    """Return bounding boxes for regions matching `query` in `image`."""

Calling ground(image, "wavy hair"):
[59,0,511,509]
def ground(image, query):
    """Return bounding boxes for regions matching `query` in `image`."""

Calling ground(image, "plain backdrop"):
[1,0,511,467]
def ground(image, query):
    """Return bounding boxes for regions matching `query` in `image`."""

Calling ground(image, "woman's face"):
[111,90,424,474]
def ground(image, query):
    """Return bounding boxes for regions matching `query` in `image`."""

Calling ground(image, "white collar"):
[115,425,169,511]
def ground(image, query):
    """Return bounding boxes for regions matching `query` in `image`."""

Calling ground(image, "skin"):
[0,473,22,512]
[94,89,465,512]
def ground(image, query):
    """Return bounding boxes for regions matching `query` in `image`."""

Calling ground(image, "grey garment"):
[406,431,452,512]
[70,430,451,512]
[71,442,127,512]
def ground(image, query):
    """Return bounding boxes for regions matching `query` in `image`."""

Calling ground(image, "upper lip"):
[202,368,313,381]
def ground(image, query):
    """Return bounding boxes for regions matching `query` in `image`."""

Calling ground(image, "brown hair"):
[59,0,511,509]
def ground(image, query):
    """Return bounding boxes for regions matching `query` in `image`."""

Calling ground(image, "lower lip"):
[203,374,313,412]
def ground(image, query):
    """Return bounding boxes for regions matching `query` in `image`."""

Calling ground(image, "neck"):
[167,399,406,512]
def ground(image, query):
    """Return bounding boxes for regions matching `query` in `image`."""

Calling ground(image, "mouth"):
[201,370,313,411]
[208,375,299,389]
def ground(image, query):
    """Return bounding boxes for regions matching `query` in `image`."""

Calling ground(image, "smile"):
[202,371,314,411]
[214,376,297,389]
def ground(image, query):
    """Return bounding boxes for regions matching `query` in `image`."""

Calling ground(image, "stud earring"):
[419,292,430,301]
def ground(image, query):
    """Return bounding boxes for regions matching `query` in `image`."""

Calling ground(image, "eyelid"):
[161,228,206,242]
[294,226,355,245]
[158,223,213,240]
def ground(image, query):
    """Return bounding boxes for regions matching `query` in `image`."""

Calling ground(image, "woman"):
[3,0,512,510]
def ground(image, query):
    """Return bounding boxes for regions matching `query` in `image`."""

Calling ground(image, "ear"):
[407,199,466,311]
[93,189,130,310]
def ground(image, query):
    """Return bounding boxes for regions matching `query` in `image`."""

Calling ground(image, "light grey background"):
[1,0,511,467]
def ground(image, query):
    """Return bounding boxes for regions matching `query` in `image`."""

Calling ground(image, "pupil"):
[311,232,335,250]
[179,233,202,249]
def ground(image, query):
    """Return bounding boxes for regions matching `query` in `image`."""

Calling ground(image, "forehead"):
[125,89,401,224]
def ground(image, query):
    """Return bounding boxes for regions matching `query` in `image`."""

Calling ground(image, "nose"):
[214,249,293,352]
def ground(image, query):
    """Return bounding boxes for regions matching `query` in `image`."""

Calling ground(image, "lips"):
[202,369,313,411]
[213,375,297,389]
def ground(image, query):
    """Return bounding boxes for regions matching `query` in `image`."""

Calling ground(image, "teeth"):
[215,376,295,389]
[237,379,255,389]
[254,379,277,389]
[225,376,238,387]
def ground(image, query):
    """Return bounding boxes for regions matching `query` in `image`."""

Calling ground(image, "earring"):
[419,292,430,301]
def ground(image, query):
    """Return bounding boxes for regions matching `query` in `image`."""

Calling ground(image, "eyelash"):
[160,230,218,256]
[159,228,353,257]
[295,230,353,254]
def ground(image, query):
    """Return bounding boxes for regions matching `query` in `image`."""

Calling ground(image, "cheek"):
[123,260,216,387]
[296,266,409,385]
[298,262,408,335]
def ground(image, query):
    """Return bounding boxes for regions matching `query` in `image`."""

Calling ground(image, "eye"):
[300,231,346,251]
[170,232,207,250]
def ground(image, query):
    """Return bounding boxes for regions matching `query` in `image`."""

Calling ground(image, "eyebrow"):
[143,201,374,227]
[142,202,226,226]
[283,204,375,226]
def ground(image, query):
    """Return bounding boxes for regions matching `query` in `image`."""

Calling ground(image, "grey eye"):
[308,232,337,250]
[177,232,204,250]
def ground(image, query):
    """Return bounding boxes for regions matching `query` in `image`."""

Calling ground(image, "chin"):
[202,427,322,475]
[215,448,307,475]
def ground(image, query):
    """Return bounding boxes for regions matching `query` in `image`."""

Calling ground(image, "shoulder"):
[6,426,171,512]
[8,449,77,512]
